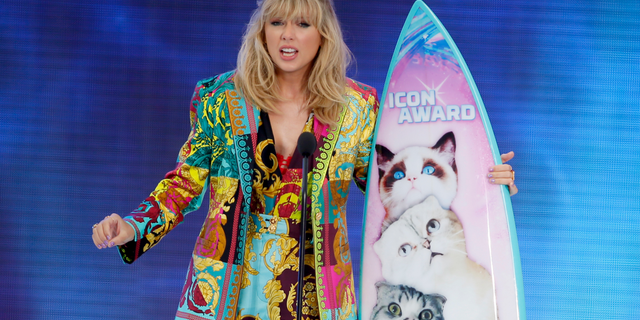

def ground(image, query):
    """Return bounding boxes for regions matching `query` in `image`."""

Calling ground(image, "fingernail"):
[110,242,115,247]
[491,179,495,183]
[107,235,111,240]
[489,168,494,172]
[488,174,493,178]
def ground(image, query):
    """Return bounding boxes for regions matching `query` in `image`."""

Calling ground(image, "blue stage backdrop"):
[1,0,639,319]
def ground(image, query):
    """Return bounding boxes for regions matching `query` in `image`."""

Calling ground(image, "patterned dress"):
[117,72,379,320]
[237,111,320,320]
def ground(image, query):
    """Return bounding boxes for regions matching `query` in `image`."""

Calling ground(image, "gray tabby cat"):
[376,132,457,231]
[371,282,446,320]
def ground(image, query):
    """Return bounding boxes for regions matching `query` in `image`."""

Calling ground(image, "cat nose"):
[422,239,430,249]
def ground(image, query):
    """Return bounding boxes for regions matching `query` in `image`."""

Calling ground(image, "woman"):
[91,0,518,319]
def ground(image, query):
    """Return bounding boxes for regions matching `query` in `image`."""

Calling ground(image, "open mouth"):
[281,48,297,57]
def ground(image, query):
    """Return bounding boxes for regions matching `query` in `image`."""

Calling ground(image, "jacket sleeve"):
[118,76,225,263]
[352,85,380,193]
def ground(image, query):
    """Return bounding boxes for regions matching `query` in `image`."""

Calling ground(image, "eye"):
[422,165,435,175]
[270,20,283,26]
[388,303,402,317]
[398,243,412,257]
[419,309,433,320]
[298,21,311,28]
[427,219,440,234]
[393,170,405,180]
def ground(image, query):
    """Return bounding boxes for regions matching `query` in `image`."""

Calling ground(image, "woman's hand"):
[488,151,518,196]
[91,213,135,249]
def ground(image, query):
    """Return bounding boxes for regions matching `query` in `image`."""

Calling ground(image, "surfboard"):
[359,1,525,320]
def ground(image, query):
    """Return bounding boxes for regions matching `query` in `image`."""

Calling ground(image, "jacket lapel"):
[225,88,259,265]
[309,105,348,318]
[310,106,347,220]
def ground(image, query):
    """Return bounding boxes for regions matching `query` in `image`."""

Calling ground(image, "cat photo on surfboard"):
[360,1,525,320]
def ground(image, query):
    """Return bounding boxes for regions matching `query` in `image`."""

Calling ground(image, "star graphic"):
[416,76,449,106]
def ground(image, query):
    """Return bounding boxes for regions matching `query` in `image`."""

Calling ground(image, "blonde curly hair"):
[235,0,352,126]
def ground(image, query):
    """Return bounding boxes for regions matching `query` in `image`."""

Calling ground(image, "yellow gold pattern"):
[264,279,286,320]
[241,217,260,289]
[261,237,299,275]
[338,283,354,320]
[286,283,297,316]
[253,139,281,199]
[210,176,238,213]
[193,257,224,315]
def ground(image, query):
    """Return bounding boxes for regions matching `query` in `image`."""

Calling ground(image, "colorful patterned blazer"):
[117,71,379,320]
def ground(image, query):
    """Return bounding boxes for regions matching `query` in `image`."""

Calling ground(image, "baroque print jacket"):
[118,71,379,320]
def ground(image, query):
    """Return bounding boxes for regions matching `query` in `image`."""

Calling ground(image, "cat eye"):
[398,243,412,257]
[422,165,435,175]
[419,309,433,320]
[393,170,405,180]
[388,303,402,316]
[427,219,440,234]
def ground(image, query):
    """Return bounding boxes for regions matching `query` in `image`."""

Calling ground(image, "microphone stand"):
[296,132,316,320]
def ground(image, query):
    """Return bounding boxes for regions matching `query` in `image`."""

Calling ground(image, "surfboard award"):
[360,2,526,320]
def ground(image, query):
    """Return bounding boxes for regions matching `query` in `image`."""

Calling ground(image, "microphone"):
[295,131,316,320]
[297,132,317,158]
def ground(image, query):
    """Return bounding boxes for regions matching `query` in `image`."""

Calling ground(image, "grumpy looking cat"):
[371,282,446,320]
[376,132,457,230]
[373,196,496,320]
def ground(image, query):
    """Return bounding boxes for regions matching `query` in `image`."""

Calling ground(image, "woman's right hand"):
[91,213,135,249]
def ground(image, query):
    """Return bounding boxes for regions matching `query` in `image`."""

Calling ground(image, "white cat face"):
[376,132,457,229]
[374,217,431,283]
[405,196,465,257]
[374,196,465,284]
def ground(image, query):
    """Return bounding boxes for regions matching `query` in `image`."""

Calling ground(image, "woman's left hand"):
[488,151,518,196]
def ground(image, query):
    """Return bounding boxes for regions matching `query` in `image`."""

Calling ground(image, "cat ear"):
[432,293,447,306]
[433,132,456,168]
[375,144,395,172]
[375,281,390,291]
[374,281,393,297]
